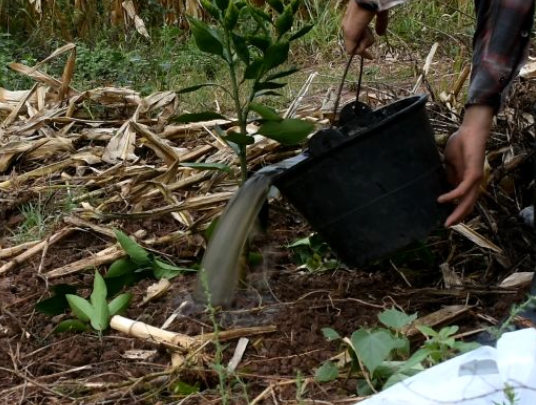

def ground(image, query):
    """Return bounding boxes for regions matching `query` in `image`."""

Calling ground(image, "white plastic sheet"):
[355,328,536,405]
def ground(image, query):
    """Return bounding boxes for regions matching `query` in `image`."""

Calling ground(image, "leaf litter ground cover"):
[1,48,536,404]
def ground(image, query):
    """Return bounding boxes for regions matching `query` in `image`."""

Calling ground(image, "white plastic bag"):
[354,328,536,405]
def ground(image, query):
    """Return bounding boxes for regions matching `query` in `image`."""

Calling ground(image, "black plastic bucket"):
[273,95,452,266]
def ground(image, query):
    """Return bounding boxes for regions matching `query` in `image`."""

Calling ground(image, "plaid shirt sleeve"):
[468,0,535,110]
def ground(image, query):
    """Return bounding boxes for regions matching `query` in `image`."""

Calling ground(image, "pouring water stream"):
[193,154,307,307]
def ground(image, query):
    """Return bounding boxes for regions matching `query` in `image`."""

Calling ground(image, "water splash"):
[193,154,307,307]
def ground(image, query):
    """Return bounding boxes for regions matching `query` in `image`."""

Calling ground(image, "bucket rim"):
[274,94,429,184]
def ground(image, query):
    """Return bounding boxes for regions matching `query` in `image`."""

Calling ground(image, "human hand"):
[342,1,389,58]
[437,105,494,227]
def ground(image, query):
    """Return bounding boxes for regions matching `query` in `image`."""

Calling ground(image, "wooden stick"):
[46,246,124,279]
[0,227,75,275]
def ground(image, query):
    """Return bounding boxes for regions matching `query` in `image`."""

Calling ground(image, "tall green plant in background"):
[175,0,315,182]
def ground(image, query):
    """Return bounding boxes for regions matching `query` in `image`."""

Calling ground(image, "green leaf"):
[249,103,281,121]
[248,251,263,266]
[114,229,151,266]
[35,284,78,315]
[152,258,196,280]
[248,5,272,22]
[254,81,287,92]
[266,0,284,13]
[107,258,139,278]
[54,319,89,334]
[66,295,94,323]
[89,272,109,330]
[399,348,431,372]
[416,325,437,338]
[266,67,299,81]
[257,118,314,144]
[243,59,264,80]
[215,0,229,11]
[246,36,271,52]
[315,361,339,382]
[351,329,398,375]
[231,33,250,65]
[290,0,301,14]
[226,131,255,145]
[188,18,225,58]
[289,24,314,41]
[378,308,417,331]
[180,162,233,174]
[201,0,221,18]
[224,0,239,30]
[287,236,311,248]
[275,5,293,36]
[177,83,222,94]
[173,111,228,123]
[264,41,289,71]
[172,381,200,395]
[91,292,110,331]
[321,327,340,341]
[108,293,133,316]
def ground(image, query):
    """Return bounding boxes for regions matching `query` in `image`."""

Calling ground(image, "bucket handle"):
[332,46,365,127]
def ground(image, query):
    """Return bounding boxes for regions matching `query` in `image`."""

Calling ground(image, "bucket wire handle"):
[332,45,365,127]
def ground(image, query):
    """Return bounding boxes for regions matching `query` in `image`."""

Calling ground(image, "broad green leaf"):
[201,0,221,18]
[289,24,314,41]
[215,0,229,11]
[254,81,287,92]
[257,90,283,97]
[66,294,94,323]
[315,361,339,382]
[243,59,264,80]
[231,33,250,65]
[351,329,398,375]
[266,0,284,13]
[225,131,255,145]
[188,18,225,58]
[177,83,223,94]
[321,327,340,341]
[264,41,289,71]
[180,162,232,174]
[257,118,314,144]
[266,67,299,81]
[90,272,108,310]
[392,336,410,354]
[35,284,78,315]
[108,293,133,316]
[378,308,417,331]
[246,36,271,52]
[223,0,239,30]
[173,112,228,123]
[172,381,200,395]
[54,319,89,334]
[275,5,293,36]
[91,291,110,331]
[416,325,437,338]
[249,103,281,121]
[114,229,151,266]
[106,257,139,278]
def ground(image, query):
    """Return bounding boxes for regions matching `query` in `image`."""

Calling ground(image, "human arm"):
[438,0,535,226]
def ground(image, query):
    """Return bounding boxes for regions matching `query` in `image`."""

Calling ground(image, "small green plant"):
[493,384,519,405]
[57,271,132,332]
[315,308,479,394]
[288,234,340,272]
[175,0,316,182]
[494,293,536,337]
[105,229,196,294]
